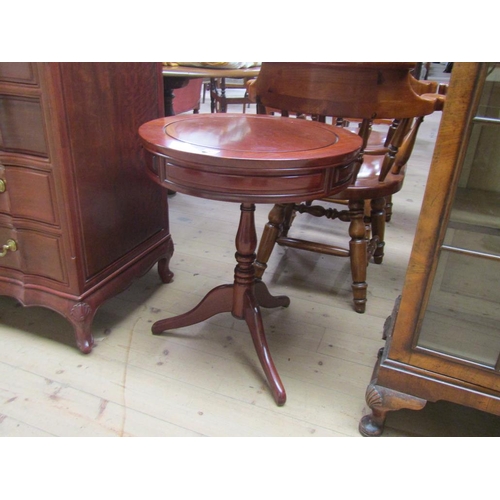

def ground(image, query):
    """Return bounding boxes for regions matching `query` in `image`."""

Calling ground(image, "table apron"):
[148,159,355,203]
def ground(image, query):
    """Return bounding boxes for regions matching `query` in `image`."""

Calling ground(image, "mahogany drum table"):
[138,113,362,405]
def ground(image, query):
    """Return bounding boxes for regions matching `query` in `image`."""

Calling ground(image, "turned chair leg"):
[280,203,296,238]
[371,197,386,264]
[255,203,290,279]
[348,199,368,313]
[385,195,393,222]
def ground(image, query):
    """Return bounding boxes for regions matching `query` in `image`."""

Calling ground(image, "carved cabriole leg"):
[370,197,386,264]
[348,199,368,313]
[157,237,175,283]
[69,301,96,354]
[359,383,427,436]
[255,203,289,279]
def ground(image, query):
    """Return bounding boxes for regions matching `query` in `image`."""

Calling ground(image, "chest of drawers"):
[0,62,173,353]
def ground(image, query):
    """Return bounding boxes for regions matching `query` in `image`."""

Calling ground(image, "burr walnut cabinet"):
[359,62,500,436]
[0,62,173,353]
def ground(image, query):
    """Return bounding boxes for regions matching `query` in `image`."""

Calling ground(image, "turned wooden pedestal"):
[139,113,361,405]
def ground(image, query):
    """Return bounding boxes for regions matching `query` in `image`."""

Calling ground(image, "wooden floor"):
[1,64,499,437]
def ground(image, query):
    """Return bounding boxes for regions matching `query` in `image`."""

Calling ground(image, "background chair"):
[251,63,445,313]
[209,77,253,113]
[172,78,202,115]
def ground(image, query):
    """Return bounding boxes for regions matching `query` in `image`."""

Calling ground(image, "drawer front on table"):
[0,63,38,85]
[0,95,48,157]
[0,165,58,225]
[0,227,66,283]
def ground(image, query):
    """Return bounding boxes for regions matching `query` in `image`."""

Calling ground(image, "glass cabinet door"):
[418,63,500,370]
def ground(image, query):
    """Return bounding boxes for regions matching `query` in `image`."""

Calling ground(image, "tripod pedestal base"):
[152,204,290,406]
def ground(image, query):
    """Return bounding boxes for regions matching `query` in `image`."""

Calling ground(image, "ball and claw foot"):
[359,413,384,437]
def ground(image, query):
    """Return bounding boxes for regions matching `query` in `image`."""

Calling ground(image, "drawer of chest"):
[0,164,58,226]
[0,63,38,85]
[0,226,67,283]
[0,94,48,157]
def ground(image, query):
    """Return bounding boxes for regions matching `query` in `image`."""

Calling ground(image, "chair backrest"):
[252,63,444,182]
[254,62,438,119]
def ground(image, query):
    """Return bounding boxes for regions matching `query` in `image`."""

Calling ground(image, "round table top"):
[139,113,362,203]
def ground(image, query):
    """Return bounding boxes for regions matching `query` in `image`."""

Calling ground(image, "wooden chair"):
[172,78,202,115]
[210,77,253,113]
[310,75,447,222]
[251,63,445,313]
[367,76,447,221]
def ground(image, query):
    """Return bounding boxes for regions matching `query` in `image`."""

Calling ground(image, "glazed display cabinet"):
[0,63,173,353]
[359,62,500,436]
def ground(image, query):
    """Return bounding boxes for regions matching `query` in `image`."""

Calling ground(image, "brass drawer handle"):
[0,179,5,193]
[0,239,17,257]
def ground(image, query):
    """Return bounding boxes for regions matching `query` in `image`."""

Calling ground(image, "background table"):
[162,65,260,116]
